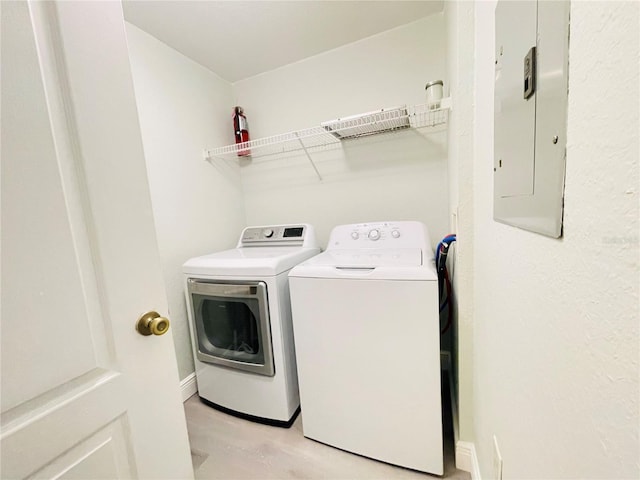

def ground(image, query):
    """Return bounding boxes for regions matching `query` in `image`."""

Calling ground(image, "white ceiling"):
[122,1,444,83]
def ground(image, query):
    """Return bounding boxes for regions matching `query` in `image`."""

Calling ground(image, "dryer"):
[183,224,320,426]
[288,221,442,474]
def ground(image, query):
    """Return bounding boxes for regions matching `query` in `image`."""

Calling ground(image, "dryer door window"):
[201,300,260,354]
[187,280,274,377]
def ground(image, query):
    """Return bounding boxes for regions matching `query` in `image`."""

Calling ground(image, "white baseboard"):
[180,372,198,402]
[456,441,481,480]
[443,351,480,479]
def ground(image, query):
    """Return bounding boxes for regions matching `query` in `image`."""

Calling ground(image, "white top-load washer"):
[289,221,443,474]
[183,224,320,426]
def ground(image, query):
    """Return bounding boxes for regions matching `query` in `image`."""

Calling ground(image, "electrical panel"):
[494,0,570,238]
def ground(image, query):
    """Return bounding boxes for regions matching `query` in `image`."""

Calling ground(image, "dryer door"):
[187,280,275,376]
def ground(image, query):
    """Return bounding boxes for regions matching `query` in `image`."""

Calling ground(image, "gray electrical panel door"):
[494,0,570,238]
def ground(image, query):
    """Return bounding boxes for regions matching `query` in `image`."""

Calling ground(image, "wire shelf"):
[409,100,451,129]
[204,126,337,160]
[204,99,450,180]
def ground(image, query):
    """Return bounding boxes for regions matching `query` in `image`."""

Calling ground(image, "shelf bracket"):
[294,132,323,181]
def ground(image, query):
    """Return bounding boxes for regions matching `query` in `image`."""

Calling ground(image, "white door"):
[1,1,194,478]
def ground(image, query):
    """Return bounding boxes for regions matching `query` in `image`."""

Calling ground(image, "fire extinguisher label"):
[237,116,248,132]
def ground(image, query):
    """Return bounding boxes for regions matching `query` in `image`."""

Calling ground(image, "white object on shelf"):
[204,100,451,180]
[425,80,444,110]
[321,106,410,139]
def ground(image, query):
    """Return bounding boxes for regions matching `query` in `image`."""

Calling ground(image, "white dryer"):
[289,221,442,474]
[183,224,320,426]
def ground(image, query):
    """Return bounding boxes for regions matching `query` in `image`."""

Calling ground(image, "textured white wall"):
[471,2,639,478]
[126,24,247,381]
[233,15,449,248]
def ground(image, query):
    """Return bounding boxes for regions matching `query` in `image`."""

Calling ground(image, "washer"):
[289,221,443,474]
[183,224,320,426]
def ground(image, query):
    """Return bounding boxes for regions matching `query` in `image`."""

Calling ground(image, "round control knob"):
[368,229,381,241]
[351,231,359,240]
[263,229,274,238]
[391,230,401,238]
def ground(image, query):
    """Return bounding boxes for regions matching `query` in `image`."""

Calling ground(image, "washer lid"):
[183,247,321,276]
[289,248,437,281]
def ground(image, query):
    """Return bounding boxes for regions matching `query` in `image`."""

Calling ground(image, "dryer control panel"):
[238,224,318,248]
[327,221,432,252]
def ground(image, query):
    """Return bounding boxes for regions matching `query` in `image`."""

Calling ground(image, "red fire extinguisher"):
[233,106,251,157]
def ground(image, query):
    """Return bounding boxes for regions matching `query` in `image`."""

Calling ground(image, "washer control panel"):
[345,223,402,244]
[328,221,430,251]
[350,223,402,246]
[241,225,307,244]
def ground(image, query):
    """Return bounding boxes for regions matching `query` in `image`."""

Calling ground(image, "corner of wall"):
[126,24,247,383]
[446,0,476,447]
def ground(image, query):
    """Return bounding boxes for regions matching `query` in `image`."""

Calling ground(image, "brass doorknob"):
[136,311,170,336]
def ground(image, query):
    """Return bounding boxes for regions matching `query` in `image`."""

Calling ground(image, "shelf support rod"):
[294,132,322,181]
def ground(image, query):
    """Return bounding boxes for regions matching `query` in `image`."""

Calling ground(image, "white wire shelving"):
[204,99,451,180]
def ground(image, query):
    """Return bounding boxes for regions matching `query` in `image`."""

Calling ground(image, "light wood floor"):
[184,392,470,480]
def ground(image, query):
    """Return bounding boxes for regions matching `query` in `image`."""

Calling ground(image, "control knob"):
[263,228,274,238]
[351,231,359,240]
[391,230,401,238]
[368,229,380,241]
